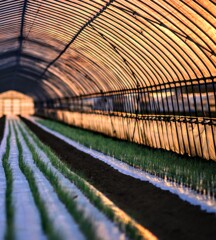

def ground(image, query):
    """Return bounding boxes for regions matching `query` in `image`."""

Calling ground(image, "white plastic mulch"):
[14,120,85,240]
[8,119,46,240]
[31,116,216,214]
[0,117,9,240]
[19,120,127,240]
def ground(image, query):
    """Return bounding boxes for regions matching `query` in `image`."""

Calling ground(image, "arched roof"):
[0,0,215,100]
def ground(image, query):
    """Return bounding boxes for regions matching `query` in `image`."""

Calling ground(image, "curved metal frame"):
[0,0,215,159]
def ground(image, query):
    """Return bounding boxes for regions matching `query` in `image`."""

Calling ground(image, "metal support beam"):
[39,0,115,79]
[17,0,28,66]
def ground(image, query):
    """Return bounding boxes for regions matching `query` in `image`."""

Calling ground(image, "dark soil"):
[21,117,216,240]
[0,115,6,143]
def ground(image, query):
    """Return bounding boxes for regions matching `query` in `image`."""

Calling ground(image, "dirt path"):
[0,115,5,142]
[22,117,216,240]
[0,116,7,240]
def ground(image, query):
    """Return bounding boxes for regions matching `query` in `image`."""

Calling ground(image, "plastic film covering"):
[0,0,215,160]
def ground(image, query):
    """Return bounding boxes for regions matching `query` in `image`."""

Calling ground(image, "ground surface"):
[22,117,216,240]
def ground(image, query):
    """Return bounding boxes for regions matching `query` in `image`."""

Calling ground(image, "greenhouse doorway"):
[3,99,21,115]
[0,91,34,116]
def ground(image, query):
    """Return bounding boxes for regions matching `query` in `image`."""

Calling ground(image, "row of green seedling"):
[37,119,216,199]
[16,123,99,240]
[14,122,62,240]
[21,121,145,240]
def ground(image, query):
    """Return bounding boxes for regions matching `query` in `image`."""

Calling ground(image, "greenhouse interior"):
[0,1,215,240]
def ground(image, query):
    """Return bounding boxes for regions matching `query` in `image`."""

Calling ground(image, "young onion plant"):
[13,122,62,240]
[18,124,106,240]
[20,122,148,240]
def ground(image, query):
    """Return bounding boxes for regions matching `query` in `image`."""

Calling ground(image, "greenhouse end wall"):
[37,109,216,161]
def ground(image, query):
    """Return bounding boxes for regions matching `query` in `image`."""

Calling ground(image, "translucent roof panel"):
[0,0,215,99]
